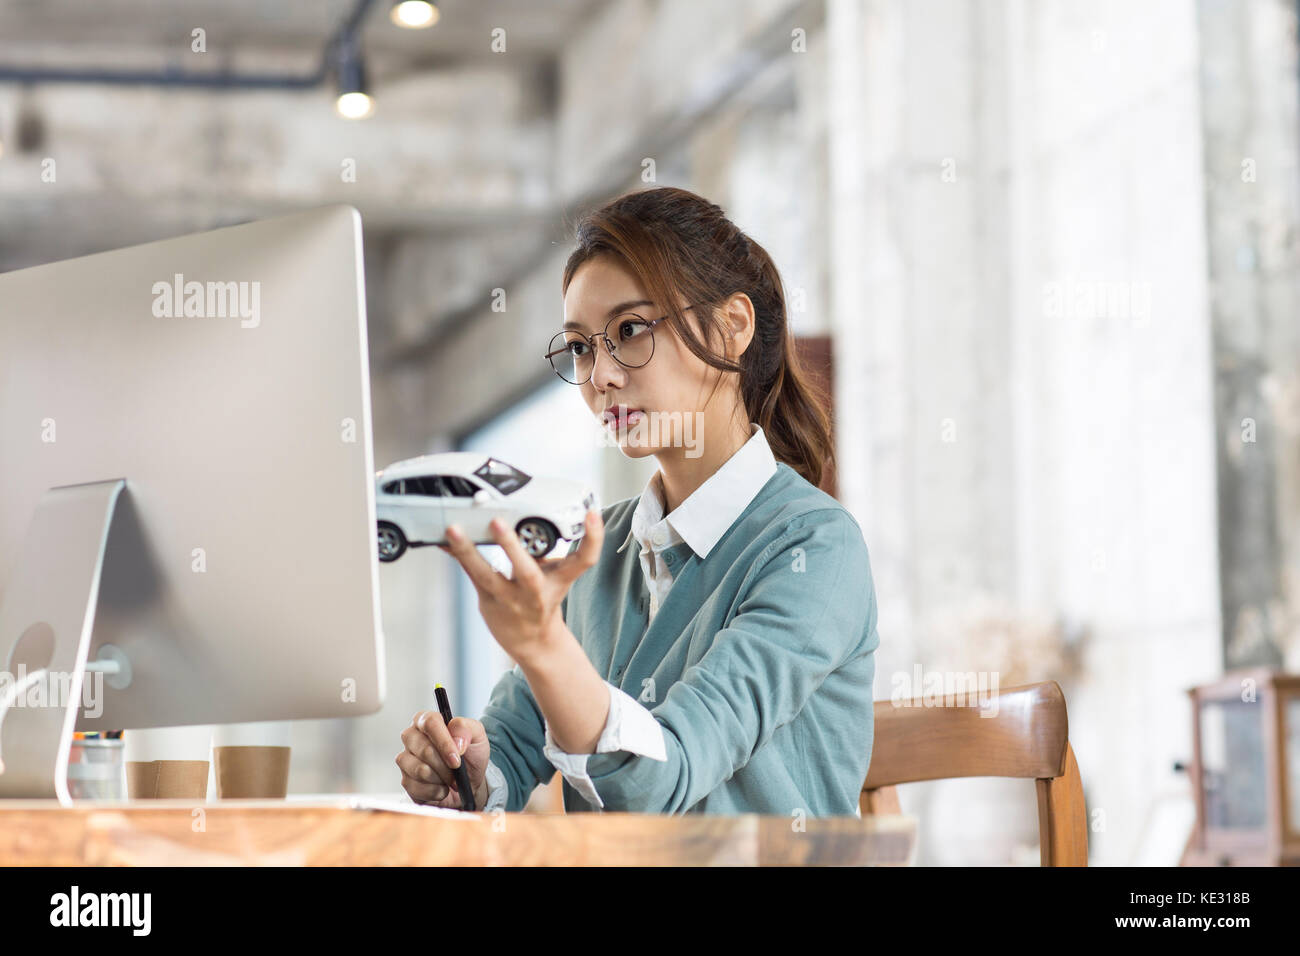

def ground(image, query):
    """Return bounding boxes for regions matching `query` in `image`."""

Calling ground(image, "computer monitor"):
[0,204,386,801]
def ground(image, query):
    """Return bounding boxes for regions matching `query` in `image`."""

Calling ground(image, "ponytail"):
[740,241,834,488]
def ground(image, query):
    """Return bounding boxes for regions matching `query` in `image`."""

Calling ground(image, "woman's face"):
[561,254,747,461]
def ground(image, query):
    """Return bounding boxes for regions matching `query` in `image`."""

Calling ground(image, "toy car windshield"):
[473,457,531,495]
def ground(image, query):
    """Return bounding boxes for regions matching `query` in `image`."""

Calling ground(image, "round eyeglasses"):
[545,310,676,385]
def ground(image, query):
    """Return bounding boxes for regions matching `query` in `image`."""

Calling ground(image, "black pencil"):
[434,683,476,812]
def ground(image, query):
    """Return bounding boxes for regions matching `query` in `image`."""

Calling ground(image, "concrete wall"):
[1197,0,1300,672]
[825,0,1226,864]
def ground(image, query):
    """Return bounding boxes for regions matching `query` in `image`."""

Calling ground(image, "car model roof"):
[377,451,492,479]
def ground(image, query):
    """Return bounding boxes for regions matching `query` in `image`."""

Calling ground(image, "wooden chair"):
[860,679,1088,866]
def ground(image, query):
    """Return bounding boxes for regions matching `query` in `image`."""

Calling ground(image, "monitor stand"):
[0,479,133,804]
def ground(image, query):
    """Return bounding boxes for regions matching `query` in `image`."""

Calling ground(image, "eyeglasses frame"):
[544,305,701,385]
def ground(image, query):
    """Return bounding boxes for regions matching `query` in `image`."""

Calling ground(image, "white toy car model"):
[375,452,597,562]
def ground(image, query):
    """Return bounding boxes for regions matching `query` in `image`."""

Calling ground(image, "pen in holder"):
[67,731,126,801]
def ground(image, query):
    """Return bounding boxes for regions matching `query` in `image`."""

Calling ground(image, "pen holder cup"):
[67,737,126,801]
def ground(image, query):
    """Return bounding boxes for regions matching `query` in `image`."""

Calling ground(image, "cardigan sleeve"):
[579,509,878,814]
[478,594,568,812]
[541,681,668,808]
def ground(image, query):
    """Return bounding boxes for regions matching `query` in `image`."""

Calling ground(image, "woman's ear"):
[723,293,756,358]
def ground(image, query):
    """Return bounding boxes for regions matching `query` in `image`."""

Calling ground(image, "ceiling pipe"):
[0,0,377,90]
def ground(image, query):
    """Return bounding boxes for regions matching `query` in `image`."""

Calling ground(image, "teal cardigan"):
[480,460,880,816]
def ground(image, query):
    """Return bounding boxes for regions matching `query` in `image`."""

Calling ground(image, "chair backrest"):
[860,679,1088,866]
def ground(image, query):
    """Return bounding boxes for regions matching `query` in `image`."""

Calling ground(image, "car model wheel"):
[515,518,557,558]
[377,522,407,562]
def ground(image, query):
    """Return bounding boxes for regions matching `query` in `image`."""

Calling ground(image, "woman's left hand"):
[437,509,604,664]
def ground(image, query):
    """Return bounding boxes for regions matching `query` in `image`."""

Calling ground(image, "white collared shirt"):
[483,422,778,811]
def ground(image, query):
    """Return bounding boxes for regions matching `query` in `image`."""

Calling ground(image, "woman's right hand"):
[397,711,491,809]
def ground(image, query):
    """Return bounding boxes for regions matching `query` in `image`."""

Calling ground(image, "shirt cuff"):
[481,758,508,812]
[542,681,668,809]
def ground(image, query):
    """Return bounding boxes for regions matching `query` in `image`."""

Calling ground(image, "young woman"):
[397,186,880,816]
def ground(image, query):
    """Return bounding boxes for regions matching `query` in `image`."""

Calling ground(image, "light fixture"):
[336,89,373,119]
[390,1,439,29]
[333,40,373,119]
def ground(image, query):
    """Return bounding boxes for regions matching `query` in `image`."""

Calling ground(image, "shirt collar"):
[616,422,777,560]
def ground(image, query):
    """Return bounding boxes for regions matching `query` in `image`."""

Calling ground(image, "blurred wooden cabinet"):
[1182,668,1300,866]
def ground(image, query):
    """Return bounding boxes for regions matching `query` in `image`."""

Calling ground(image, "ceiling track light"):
[333,38,373,119]
[390,1,439,29]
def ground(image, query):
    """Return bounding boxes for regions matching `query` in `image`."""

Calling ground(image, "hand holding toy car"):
[436,508,604,666]
[396,497,602,810]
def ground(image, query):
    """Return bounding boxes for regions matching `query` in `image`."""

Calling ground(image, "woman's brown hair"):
[561,186,835,488]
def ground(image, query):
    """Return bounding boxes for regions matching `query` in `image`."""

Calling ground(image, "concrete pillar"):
[1196,0,1300,670]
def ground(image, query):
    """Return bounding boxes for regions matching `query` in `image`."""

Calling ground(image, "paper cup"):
[211,722,292,799]
[122,726,212,799]
[125,759,210,799]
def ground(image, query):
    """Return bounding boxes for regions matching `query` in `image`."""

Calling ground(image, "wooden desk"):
[0,798,917,866]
